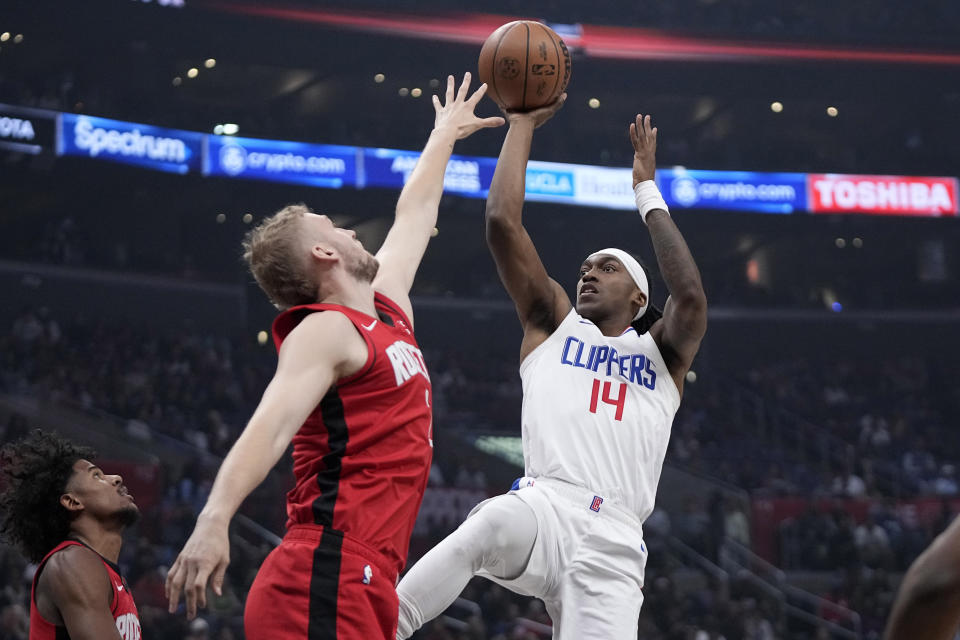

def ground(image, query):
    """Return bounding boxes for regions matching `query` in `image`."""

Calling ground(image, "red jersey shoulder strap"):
[271,303,377,386]
[373,292,414,329]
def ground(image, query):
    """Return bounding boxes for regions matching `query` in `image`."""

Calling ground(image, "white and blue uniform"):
[474,307,680,639]
[521,307,679,522]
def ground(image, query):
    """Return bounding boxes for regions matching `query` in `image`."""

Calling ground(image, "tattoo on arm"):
[648,212,703,299]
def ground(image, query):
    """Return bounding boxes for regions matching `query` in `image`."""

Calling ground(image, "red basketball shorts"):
[244,525,399,640]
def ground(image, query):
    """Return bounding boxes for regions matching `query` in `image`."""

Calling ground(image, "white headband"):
[587,248,649,320]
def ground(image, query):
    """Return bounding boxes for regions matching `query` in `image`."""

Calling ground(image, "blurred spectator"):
[186,617,210,640]
[724,499,750,547]
[933,465,958,496]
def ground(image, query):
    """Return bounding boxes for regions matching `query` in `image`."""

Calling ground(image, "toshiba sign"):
[808,174,958,217]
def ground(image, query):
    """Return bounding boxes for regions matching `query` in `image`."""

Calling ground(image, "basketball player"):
[0,430,142,640]
[396,104,707,639]
[164,73,504,639]
[884,514,960,639]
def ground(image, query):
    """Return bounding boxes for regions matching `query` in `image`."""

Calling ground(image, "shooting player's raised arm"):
[484,96,571,360]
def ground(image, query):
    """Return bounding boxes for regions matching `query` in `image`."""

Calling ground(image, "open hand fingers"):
[467,82,488,106]
[455,72,472,103]
[165,557,184,613]
[632,114,657,149]
[211,560,229,597]
[636,113,646,137]
[640,114,657,140]
[183,560,211,620]
[192,565,211,614]
[445,75,455,105]
[551,92,568,113]
[479,116,506,129]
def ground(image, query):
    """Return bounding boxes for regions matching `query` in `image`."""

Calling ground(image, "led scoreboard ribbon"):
[2,103,953,217]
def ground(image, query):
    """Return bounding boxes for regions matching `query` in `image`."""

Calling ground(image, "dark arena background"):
[2,1,960,638]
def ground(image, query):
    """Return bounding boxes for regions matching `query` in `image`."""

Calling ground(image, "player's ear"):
[60,492,83,513]
[310,243,337,264]
[631,289,647,310]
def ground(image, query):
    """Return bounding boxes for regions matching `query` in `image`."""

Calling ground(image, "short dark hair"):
[631,261,663,335]
[0,430,96,563]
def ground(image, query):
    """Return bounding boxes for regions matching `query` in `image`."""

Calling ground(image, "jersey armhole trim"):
[336,315,377,387]
[644,333,682,408]
[374,291,414,329]
[519,308,578,377]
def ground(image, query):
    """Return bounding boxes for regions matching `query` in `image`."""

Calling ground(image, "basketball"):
[478,21,571,111]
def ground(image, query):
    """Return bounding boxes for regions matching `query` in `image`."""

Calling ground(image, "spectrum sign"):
[808,174,958,217]
[58,114,203,174]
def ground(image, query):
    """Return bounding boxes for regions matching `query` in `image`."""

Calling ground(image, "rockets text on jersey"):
[115,613,141,640]
[385,340,430,386]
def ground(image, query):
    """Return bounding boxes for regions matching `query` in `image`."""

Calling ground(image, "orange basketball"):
[478,21,571,111]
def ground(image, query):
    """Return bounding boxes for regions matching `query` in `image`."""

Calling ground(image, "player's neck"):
[320,279,377,318]
[70,524,124,563]
[591,315,633,337]
[597,323,631,337]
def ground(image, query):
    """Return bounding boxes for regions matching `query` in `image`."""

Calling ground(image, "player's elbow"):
[484,195,522,224]
[485,210,521,244]
[674,287,708,317]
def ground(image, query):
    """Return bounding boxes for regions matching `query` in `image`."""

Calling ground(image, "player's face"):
[303,213,379,282]
[575,256,642,321]
[64,460,140,525]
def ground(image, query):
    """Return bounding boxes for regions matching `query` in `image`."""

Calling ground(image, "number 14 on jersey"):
[589,378,626,421]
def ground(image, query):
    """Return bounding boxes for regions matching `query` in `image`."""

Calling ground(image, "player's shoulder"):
[43,543,106,575]
[279,309,368,366]
[289,308,358,335]
[39,544,111,600]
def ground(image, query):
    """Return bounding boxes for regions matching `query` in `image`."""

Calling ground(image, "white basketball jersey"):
[519,308,681,523]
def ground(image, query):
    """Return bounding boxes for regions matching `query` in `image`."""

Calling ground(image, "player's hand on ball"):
[630,113,658,185]
[503,92,567,130]
[433,72,505,140]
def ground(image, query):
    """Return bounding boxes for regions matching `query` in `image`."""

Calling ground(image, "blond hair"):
[242,204,317,310]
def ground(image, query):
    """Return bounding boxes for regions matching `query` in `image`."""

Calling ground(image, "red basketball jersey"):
[30,540,140,640]
[272,292,433,574]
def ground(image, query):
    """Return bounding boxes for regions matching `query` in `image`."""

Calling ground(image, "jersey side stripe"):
[312,389,348,529]
[307,531,343,640]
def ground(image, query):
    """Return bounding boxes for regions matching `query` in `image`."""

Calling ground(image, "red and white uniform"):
[245,292,433,640]
[30,540,140,640]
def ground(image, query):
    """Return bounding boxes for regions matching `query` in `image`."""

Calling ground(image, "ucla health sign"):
[524,161,579,204]
[362,148,497,196]
[205,136,357,188]
[657,169,807,214]
[58,114,202,174]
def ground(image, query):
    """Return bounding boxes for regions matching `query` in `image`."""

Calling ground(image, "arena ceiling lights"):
[211,3,960,66]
